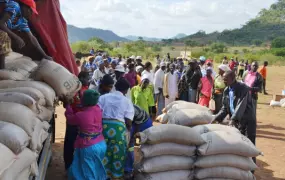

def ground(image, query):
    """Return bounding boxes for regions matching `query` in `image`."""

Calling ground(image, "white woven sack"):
[31,60,81,98]
[5,56,37,72]
[193,124,240,135]
[0,143,16,176]
[0,70,25,80]
[0,80,55,106]
[135,170,193,180]
[195,167,256,180]
[140,143,196,158]
[0,148,38,180]
[0,87,46,106]
[138,124,205,145]
[135,155,194,173]
[0,121,30,154]
[198,131,262,157]
[195,154,258,171]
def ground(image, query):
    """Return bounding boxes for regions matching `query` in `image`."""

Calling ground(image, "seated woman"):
[64,90,107,180]
[0,0,52,62]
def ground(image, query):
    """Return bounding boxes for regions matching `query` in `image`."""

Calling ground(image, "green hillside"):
[180,0,285,45]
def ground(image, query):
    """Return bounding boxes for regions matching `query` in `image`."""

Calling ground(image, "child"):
[65,90,107,180]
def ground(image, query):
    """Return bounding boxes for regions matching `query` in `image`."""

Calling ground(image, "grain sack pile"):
[158,101,213,126]
[193,124,261,180]
[0,52,80,179]
[134,124,205,180]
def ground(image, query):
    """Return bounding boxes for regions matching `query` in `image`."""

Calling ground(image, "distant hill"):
[67,25,128,43]
[179,0,285,45]
[124,36,162,42]
[172,33,187,39]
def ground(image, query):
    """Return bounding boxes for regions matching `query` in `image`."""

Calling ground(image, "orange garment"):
[259,66,267,79]
[137,74,141,84]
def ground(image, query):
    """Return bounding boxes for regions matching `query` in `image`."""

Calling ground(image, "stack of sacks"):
[158,101,213,126]
[0,52,81,179]
[134,124,206,180]
[193,124,261,180]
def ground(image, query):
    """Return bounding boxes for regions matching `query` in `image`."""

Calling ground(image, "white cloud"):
[60,0,277,38]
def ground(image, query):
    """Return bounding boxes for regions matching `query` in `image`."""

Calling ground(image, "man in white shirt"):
[154,62,166,115]
[98,78,134,179]
[163,64,178,106]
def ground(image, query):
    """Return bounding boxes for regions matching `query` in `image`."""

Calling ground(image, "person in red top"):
[63,71,89,170]
[229,58,235,70]
[258,61,268,95]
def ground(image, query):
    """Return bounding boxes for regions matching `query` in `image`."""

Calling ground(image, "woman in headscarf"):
[89,60,106,89]
[124,63,137,88]
[64,90,107,180]
[0,0,52,60]
[135,65,143,85]
[99,78,134,179]
[213,64,230,114]
[131,75,155,115]
[198,67,214,107]
[96,74,114,96]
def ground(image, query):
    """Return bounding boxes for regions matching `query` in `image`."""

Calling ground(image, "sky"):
[60,0,277,38]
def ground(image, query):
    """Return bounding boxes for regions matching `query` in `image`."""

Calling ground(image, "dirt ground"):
[46,66,285,180]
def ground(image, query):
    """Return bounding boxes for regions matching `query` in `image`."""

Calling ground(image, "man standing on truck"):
[0,0,52,61]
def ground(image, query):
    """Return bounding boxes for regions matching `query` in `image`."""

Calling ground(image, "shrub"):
[271,37,285,48]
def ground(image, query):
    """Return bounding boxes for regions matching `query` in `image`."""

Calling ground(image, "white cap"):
[160,62,166,67]
[218,64,231,72]
[136,66,143,72]
[136,56,142,60]
[115,65,125,73]
[130,55,136,59]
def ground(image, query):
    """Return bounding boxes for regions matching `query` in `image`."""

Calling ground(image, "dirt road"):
[46,66,285,180]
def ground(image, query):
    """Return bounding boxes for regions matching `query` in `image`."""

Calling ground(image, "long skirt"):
[179,91,188,101]
[125,118,153,173]
[102,120,127,179]
[188,88,197,103]
[68,141,107,180]
[198,95,210,107]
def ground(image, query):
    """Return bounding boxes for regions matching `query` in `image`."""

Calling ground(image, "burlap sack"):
[167,108,213,126]
[31,60,81,98]
[195,154,258,171]
[135,155,195,173]
[0,92,39,112]
[5,52,23,62]
[193,124,240,135]
[0,121,30,155]
[138,124,205,145]
[16,167,31,180]
[140,143,196,158]
[5,56,37,72]
[198,131,262,157]
[36,106,54,122]
[30,121,50,152]
[0,143,16,176]
[195,167,256,180]
[135,170,193,180]
[0,102,40,136]
[164,101,209,112]
[0,87,46,106]
[0,70,25,80]
[0,148,38,180]
[0,80,55,106]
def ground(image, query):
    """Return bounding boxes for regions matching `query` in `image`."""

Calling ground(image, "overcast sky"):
[60,0,276,38]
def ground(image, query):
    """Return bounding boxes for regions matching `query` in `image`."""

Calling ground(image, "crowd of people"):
[63,50,269,179]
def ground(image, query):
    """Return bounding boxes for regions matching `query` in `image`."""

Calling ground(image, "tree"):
[138,37,144,41]
[210,43,227,53]
[272,37,285,48]
[252,39,263,46]
[184,40,198,48]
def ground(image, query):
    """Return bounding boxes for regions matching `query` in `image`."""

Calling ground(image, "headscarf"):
[218,64,231,72]
[19,0,38,14]
[136,66,143,72]
[82,89,100,107]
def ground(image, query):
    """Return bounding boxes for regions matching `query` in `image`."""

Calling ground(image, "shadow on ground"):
[256,159,285,180]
